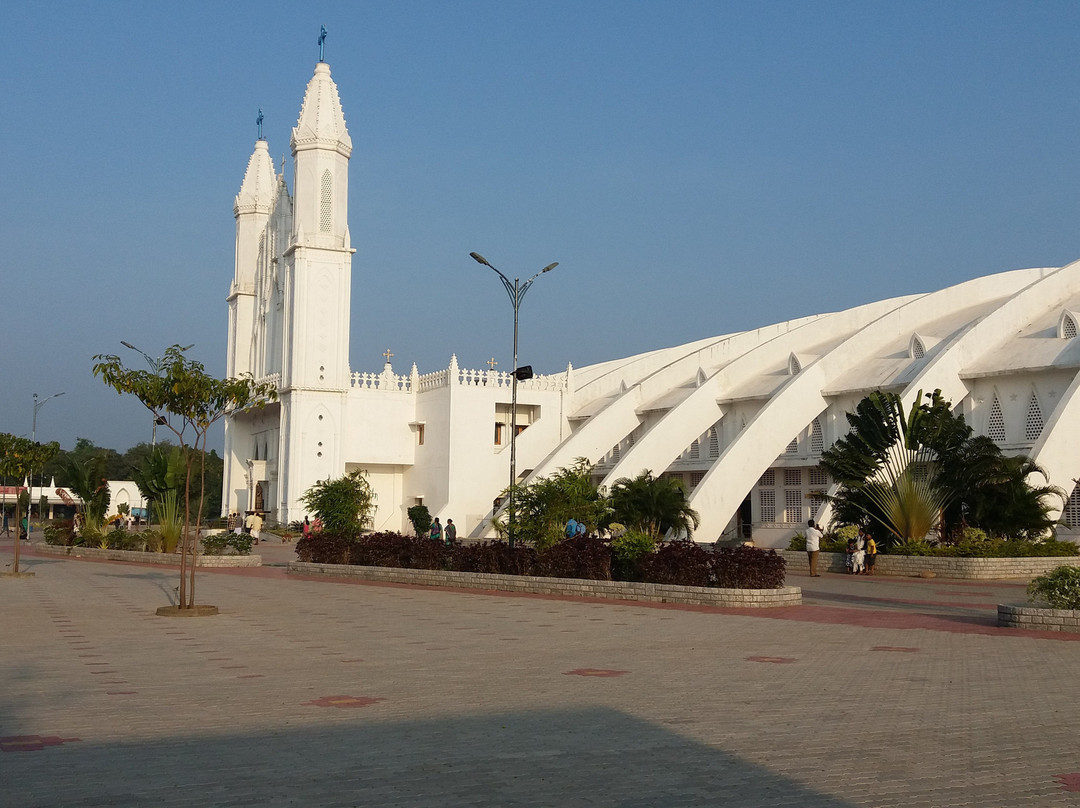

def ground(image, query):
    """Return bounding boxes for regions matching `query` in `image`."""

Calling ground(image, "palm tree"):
[823,390,1064,543]
[610,470,700,540]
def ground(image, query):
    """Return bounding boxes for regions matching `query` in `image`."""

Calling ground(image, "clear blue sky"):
[4,1,1080,454]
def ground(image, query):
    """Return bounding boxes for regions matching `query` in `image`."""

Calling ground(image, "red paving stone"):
[1,736,81,753]
[1054,772,1080,792]
[302,695,384,708]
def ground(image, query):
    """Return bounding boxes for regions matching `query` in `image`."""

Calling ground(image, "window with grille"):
[912,337,925,359]
[1064,315,1078,340]
[759,469,775,487]
[784,468,801,486]
[708,427,720,457]
[1065,485,1080,528]
[784,489,803,523]
[611,443,621,463]
[759,489,776,522]
[320,170,333,232]
[809,466,828,486]
[1025,393,1044,442]
[987,395,1005,443]
[690,470,706,488]
[689,439,700,460]
[785,437,799,454]
[789,354,801,375]
[810,418,824,454]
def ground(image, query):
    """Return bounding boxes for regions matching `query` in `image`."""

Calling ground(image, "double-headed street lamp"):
[470,252,558,548]
[31,391,64,516]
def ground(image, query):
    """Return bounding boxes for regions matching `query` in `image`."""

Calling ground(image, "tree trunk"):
[179,448,193,608]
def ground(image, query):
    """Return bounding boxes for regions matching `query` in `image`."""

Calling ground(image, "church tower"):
[223,135,276,517]
[276,59,355,520]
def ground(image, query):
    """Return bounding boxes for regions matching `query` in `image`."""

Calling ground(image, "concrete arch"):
[524,315,830,483]
[685,269,1043,540]
[600,296,919,491]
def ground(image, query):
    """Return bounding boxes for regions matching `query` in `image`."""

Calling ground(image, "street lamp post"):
[470,252,558,548]
[31,391,64,521]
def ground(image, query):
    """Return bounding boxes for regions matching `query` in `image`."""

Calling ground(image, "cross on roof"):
[383,348,394,363]
[487,357,498,370]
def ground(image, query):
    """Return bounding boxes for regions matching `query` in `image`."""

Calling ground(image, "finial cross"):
[383,348,394,363]
[318,25,328,61]
[486,357,498,370]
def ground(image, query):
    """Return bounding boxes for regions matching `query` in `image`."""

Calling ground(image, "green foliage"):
[788,532,807,551]
[300,469,376,537]
[610,530,657,580]
[93,344,276,608]
[201,531,254,556]
[407,504,432,537]
[152,491,183,553]
[65,455,112,532]
[822,389,1064,544]
[610,470,700,540]
[1028,566,1080,610]
[509,459,611,550]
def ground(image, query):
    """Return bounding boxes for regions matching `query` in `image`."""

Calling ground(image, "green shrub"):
[201,531,254,556]
[611,530,656,579]
[43,520,75,546]
[1028,566,1080,610]
[788,532,807,551]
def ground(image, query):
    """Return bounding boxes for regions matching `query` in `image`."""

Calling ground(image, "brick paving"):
[3,538,1080,807]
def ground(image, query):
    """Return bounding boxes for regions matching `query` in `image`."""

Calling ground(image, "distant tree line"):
[29,438,224,519]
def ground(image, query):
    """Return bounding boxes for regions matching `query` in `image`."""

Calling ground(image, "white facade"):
[224,60,1080,546]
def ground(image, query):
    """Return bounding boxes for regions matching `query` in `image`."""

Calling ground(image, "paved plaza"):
[3,538,1080,807]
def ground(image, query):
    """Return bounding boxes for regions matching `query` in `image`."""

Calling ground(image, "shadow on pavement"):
[1,706,857,808]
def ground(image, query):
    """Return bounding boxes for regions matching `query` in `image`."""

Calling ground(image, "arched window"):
[708,427,720,458]
[1059,311,1078,339]
[987,394,1005,443]
[810,418,824,454]
[1025,393,1044,442]
[788,353,802,375]
[911,336,925,359]
[320,170,333,232]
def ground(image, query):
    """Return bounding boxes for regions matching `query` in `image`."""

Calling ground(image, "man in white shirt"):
[805,519,823,577]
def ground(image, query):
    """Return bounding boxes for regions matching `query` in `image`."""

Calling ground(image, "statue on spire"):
[318,25,327,62]
[256,108,264,141]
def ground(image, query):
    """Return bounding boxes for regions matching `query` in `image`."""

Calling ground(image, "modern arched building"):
[222,58,1080,547]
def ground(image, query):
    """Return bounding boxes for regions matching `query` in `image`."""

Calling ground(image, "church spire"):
[234,139,276,217]
[291,62,352,157]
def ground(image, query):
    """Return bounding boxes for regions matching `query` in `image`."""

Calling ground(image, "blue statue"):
[256,108,264,140]
[318,25,327,61]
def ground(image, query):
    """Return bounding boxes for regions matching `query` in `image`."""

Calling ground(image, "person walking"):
[249,511,263,545]
[805,519,823,577]
[302,516,311,539]
[430,517,442,543]
[445,518,457,545]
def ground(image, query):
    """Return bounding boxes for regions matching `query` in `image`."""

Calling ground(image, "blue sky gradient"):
[4,1,1080,453]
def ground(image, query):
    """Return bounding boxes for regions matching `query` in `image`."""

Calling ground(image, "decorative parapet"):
[353,356,569,394]
[351,370,413,392]
[254,372,280,391]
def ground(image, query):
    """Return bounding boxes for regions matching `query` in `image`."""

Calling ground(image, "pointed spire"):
[291,62,352,156]
[234,140,276,217]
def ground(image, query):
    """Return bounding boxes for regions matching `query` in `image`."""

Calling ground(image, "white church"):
[222,57,1080,547]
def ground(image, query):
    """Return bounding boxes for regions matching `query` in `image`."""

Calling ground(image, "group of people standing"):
[804,520,877,576]
[428,517,457,545]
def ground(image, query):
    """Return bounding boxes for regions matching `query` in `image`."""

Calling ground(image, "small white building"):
[223,57,1080,546]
